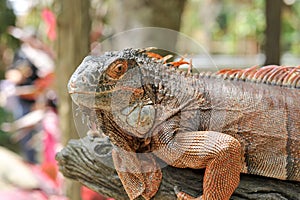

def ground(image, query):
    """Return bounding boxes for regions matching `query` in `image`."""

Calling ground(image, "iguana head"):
[69,49,137,107]
[68,48,161,138]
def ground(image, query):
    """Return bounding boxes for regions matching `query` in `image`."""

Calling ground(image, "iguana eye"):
[106,60,128,79]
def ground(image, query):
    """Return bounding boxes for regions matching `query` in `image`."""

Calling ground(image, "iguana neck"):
[139,61,206,107]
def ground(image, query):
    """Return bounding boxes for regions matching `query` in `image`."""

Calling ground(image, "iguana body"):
[68,48,300,200]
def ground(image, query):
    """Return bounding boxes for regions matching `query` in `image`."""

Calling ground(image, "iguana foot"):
[176,192,202,200]
[174,186,202,200]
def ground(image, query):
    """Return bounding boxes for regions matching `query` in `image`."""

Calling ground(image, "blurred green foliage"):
[0,0,19,79]
[0,0,19,49]
[181,0,300,55]
[282,2,300,55]
[215,1,265,42]
[0,107,19,153]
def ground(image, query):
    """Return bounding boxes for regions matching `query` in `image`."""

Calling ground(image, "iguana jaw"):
[69,83,130,111]
[69,77,158,139]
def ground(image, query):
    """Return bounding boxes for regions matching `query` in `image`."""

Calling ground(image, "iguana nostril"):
[70,81,77,89]
[82,76,87,83]
[68,80,78,93]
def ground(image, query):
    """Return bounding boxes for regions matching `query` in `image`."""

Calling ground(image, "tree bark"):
[54,0,91,199]
[105,0,187,55]
[109,0,186,32]
[264,0,283,65]
[56,136,300,200]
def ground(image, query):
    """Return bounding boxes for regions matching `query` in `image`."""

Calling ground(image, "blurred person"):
[4,49,40,163]
[1,26,55,163]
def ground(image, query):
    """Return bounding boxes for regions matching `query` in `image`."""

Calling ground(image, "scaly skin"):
[68,48,300,200]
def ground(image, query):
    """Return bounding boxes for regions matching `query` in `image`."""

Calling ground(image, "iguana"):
[68,48,300,200]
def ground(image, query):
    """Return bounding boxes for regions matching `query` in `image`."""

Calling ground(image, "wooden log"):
[56,136,300,200]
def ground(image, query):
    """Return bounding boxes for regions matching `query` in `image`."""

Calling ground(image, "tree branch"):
[56,136,300,200]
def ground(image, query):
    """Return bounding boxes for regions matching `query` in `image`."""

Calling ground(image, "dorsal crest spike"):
[241,65,259,80]
[138,47,158,54]
[216,65,300,88]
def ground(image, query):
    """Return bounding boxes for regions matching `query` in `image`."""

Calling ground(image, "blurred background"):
[0,0,299,199]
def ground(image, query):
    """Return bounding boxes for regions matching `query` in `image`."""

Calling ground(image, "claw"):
[174,186,201,200]
[174,185,182,195]
[138,47,157,54]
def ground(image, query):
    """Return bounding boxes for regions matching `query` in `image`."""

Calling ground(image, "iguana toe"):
[174,186,202,200]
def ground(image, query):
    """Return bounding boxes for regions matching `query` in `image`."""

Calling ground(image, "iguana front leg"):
[154,131,242,200]
[112,148,162,200]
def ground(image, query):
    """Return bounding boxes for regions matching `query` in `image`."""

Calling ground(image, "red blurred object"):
[0,189,48,200]
[18,73,55,100]
[81,186,115,200]
[42,8,57,41]
[35,73,55,90]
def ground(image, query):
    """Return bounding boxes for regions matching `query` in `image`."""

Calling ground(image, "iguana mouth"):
[69,79,144,109]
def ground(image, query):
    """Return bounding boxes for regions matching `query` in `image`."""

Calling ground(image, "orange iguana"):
[68,48,300,200]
